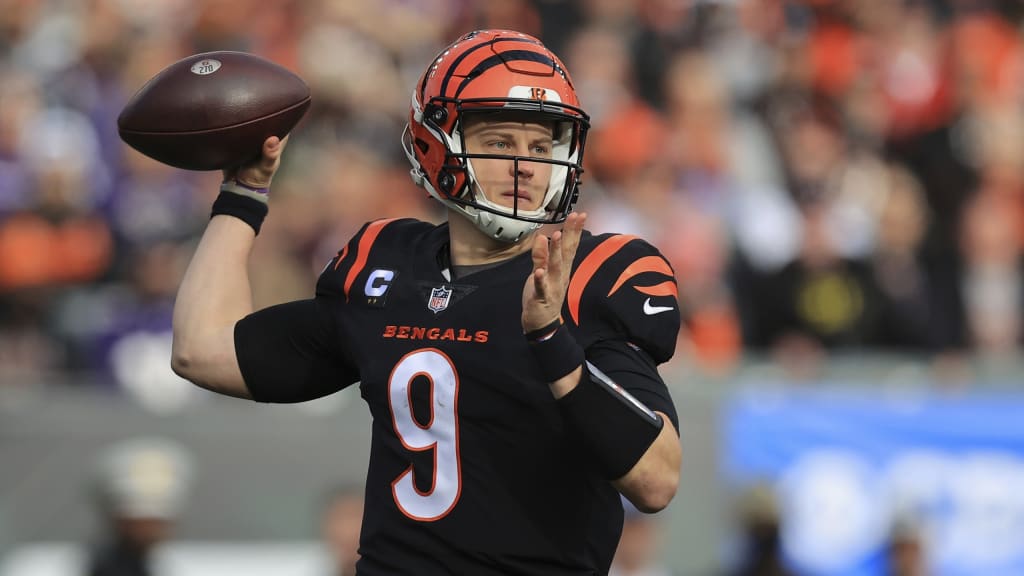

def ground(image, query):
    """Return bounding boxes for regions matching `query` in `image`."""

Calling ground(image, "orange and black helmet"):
[403,29,590,242]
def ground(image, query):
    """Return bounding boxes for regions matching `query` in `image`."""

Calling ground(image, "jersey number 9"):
[388,348,462,521]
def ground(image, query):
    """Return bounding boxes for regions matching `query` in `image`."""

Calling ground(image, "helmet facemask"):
[405,96,589,243]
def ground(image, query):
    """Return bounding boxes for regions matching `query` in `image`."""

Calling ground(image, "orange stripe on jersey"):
[633,281,679,298]
[332,244,350,271]
[567,235,637,325]
[344,218,399,301]
[607,256,675,297]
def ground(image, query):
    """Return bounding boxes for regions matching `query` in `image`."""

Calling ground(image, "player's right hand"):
[222,135,288,190]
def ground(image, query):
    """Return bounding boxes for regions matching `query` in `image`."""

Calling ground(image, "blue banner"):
[723,386,1024,576]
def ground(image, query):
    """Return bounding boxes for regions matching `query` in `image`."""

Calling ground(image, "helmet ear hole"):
[425,104,448,125]
[438,171,455,193]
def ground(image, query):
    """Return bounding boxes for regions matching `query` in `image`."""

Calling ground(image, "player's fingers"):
[231,136,288,189]
[565,212,586,241]
[550,215,577,279]
[266,135,290,157]
[531,233,549,273]
[532,267,547,298]
[549,226,563,256]
[550,231,570,286]
[261,137,283,166]
[529,233,554,299]
[562,212,586,262]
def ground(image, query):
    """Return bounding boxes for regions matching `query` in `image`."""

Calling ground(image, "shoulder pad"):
[566,233,680,363]
[316,218,428,300]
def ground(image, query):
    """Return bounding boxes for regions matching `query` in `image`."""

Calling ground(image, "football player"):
[172,29,681,575]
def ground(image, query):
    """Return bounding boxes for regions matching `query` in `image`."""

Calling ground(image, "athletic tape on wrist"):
[527,322,585,382]
[211,183,269,235]
[220,179,270,203]
[557,361,664,480]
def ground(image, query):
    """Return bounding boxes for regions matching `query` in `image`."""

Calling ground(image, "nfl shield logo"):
[428,286,452,313]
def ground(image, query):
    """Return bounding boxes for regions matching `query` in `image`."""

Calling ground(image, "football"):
[118,51,311,171]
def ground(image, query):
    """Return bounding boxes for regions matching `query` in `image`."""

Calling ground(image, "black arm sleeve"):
[234,298,359,403]
[586,339,679,432]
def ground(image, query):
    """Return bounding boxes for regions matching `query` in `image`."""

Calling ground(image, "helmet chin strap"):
[454,199,542,244]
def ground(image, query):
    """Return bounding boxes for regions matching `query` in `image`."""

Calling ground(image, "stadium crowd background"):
[1,1,1023,575]
[1,0,1023,392]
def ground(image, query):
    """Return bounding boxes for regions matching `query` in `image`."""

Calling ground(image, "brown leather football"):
[118,51,311,171]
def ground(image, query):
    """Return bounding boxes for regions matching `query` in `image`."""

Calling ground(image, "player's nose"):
[510,159,535,179]
[508,143,536,179]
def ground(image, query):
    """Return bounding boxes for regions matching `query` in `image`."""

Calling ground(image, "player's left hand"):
[522,212,586,333]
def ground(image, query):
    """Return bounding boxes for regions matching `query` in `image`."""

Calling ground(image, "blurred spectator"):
[84,437,194,576]
[610,499,675,576]
[868,164,940,351]
[705,0,785,107]
[0,67,40,213]
[567,23,663,187]
[96,241,199,410]
[723,484,796,576]
[735,194,881,373]
[884,515,931,576]
[0,106,113,290]
[0,102,116,380]
[960,189,1023,355]
[318,484,365,576]
[882,2,976,353]
[732,89,955,372]
[631,0,697,110]
[0,287,63,382]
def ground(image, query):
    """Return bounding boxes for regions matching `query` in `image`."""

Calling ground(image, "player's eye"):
[487,140,511,151]
[531,144,551,156]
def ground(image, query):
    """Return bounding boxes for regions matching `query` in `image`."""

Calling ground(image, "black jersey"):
[235,218,680,576]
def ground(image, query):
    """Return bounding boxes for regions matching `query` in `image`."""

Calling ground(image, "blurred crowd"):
[1,0,1022,395]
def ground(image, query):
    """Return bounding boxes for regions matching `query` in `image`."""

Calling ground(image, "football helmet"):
[404,29,590,243]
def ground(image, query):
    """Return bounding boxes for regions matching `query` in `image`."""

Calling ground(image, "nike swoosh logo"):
[643,298,674,316]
